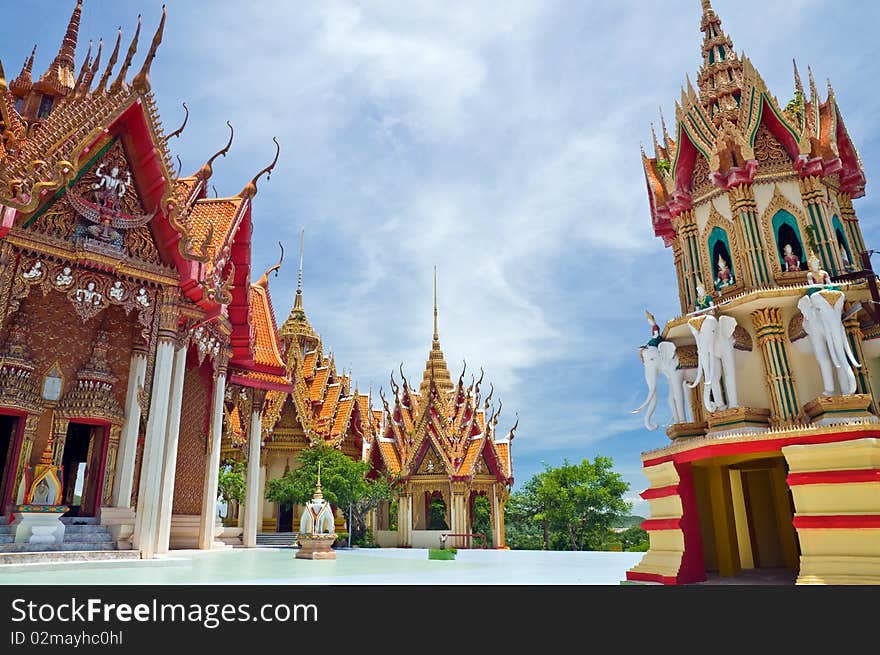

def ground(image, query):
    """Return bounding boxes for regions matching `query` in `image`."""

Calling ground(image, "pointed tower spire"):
[421,267,454,396]
[295,228,305,310]
[95,28,121,95]
[659,106,672,152]
[10,46,37,95]
[696,0,743,125]
[38,0,82,94]
[793,59,804,97]
[71,40,92,97]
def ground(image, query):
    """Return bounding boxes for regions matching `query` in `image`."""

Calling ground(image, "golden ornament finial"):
[167,102,189,140]
[645,309,657,326]
[433,266,439,342]
[110,14,141,94]
[294,227,305,310]
[95,27,121,94]
[239,137,280,200]
[198,121,234,180]
[257,241,284,288]
[132,4,166,93]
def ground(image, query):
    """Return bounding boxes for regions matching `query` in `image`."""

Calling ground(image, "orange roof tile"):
[495,442,511,478]
[231,369,291,387]
[187,197,243,255]
[308,367,330,403]
[249,283,285,370]
[460,437,484,474]
[378,440,401,474]
[319,384,342,421]
[331,397,356,438]
[303,350,318,379]
[175,176,198,201]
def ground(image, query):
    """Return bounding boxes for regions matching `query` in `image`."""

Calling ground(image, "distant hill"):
[613,515,645,529]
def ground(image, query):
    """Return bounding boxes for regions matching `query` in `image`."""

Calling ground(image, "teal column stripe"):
[769,341,792,418]
[778,342,799,419]
[750,210,771,283]
[739,209,760,284]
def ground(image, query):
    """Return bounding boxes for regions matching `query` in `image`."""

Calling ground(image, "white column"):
[259,462,268,531]
[397,493,412,547]
[131,338,175,558]
[490,486,502,548]
[198,371,227,549]
[155,344,187,554]
[111,350,147,507]
[243,404,263,548]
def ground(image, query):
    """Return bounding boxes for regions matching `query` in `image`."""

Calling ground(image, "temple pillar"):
[450,482,469,548]
[7,414,38,509]
[198,359,228,550]
[50,415,69,469]
[751,307,801,424]
[132,289,179,559]
[259,461,269,532]
[489,485,506,548]
[671,239,687,315]
[674,210,702,310]
[155,341,188,554]
[837,193,867,258]
[243,389,265,548]
[111,347,148,508]
[397,491,412,547]
[729,184,770,287]
[100,425,121,507]
[800,176,843,275]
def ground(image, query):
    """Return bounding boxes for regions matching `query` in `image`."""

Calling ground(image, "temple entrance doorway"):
[60,422,106,517]
[278,502,294,532]
[693,455,799,581]
[0,414,19,507]
[427,493,449,530]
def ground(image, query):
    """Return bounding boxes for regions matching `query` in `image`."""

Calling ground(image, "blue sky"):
[6,1,880,515]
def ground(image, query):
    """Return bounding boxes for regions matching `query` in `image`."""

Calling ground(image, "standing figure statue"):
[783,243,801,272]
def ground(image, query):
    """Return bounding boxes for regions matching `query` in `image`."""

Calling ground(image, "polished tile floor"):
[0,548,645,585]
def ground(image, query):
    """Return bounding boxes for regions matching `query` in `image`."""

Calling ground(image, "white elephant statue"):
[687,314,739,413]
[633,341,691,430]
[797,290,860,396]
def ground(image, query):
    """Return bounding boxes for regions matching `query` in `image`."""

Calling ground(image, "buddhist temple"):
[367,271,517,548]
[629,0,880,584]
[0,1,294,558]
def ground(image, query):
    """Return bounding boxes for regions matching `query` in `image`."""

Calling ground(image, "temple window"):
[718,45,726,61]
[708,227,736,292]
[772,210,806,273]
[709,48,715,64]
[37,94,53,119]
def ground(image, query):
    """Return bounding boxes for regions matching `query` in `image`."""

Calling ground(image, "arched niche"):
[708,226,736,292]
[772,210,806,272]
[832,215,854,271]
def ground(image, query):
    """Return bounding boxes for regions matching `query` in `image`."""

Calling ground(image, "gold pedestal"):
[665,422,707,441]
[296,534,337,560]
[706,406,770,435]
[803,394,875,426]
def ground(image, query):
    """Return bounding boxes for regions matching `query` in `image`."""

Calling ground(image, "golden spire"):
[39,436,55,466]
[420,267,454,396]
[110,14,141,94]
[71,40,92,97]
[239,137,280,200]
[132,5,166,93]
[314,460,323,498]
[295,228,305,310]
[41,0,82,91]
[696,0,743,125]
[94,27,121,94]
[10,45,37,94]
[793,59,804,97]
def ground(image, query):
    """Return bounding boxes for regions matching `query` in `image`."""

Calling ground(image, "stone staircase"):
[256,532,300,548]
[0,516,140,564]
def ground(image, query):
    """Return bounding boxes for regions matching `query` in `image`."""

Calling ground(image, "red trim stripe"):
[787,469,880,486]
[641,518,681,531]
[643,429,879,468]
[640,485,678,500]
[625,571,679,585]
[793,515,880,529]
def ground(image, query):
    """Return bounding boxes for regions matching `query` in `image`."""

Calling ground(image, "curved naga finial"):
[167,102,189,140]
[399,363,409,391]
[95,27,121,94]
[457,360,466,391]
[508,413,519,440]
[132,4,167,92]
[198,121,234,180]
[239,137,280,200]
[389,371,399,397]
[110,15,141,94]
[257,241,284,287]
[483,383,494,411]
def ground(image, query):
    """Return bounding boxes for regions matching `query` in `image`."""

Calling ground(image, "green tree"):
[619,526,649,551]
[505,456,631,551]
[471,494,492,548]
[218,459,246,505]
[265,445,397,544]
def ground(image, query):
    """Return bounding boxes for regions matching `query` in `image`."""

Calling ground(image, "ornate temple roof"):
[642,0,866,246]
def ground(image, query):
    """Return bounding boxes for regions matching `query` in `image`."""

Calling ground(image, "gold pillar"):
[101,425,121,507]
[729,184,769,288]
[671,239,687,315]
[707,464,740,577]
[51,415,69,468]
[751,307,801,424]
[843,303,875,411]
[673,210,702,311]
[837,192,867,257]
[800,176,842,275]
[11,414,40,504]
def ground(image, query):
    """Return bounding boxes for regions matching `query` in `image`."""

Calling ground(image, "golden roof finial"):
[433,266,439,342]
[792,59,804,96]
[39,436,55,466]
[314,460,323,498]
[95,27,121,94]
[239,137,280,200]
[41,0,82,87]
[167,102,189,140]
[132,5,166,93]
[71,40,92,97]
[110,14,141,94]
[257,241,284,288]
[198,121,233,180]
[294,228,305,310]
[11,45,37,91]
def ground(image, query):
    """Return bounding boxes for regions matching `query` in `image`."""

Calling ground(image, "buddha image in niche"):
[715,254,734,289]
[783,243,801,272]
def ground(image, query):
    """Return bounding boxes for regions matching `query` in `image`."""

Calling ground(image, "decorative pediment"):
[24,138,163,265]
[415,442,446,476]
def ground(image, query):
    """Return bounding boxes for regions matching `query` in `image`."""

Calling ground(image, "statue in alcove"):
[783,243,802,272]
[714,254,735,289]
